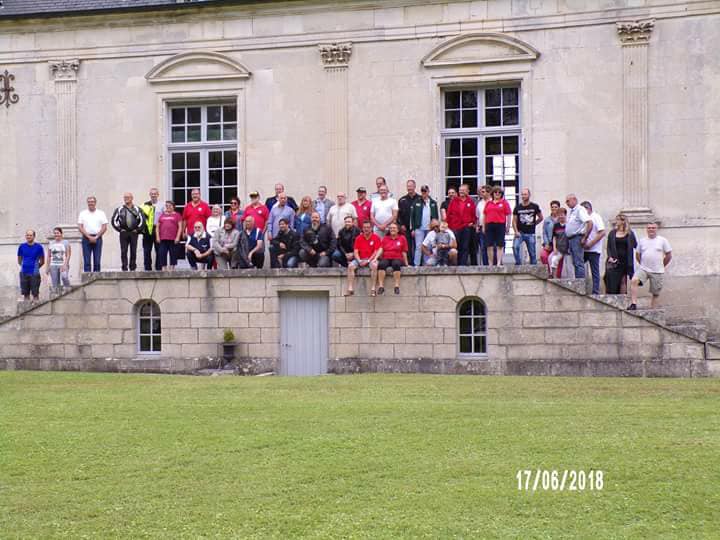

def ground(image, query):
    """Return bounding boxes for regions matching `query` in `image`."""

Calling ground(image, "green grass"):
[1,372,719,539]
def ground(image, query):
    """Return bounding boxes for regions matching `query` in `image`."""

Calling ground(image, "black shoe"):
[378,287,384,295]
[394,287,400,295]
[627,304,637,311]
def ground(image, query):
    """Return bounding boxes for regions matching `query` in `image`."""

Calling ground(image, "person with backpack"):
[111,192,144,271]
[549,208,568,278]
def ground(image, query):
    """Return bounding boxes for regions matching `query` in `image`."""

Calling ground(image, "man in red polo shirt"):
[445,183,477,266]
[346,220,381,296]
[243,191,269,232]
[351,186,372,228]
[181,189,212,237]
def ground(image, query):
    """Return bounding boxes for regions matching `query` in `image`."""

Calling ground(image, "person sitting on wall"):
[206,204,224,237]
[377,222,409,295]
[213,218,240,269]
[346,219,381,296]
[422,219,458,266]
[186,222,214,270]
[236,216,265,269]
[269,218,299,269]
[299,212,335,268]
[333,215,361,268]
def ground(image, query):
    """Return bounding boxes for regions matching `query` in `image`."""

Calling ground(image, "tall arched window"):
[457,298,487,356]
[137,301,161,354]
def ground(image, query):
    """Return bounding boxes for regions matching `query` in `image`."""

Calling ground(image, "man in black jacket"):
[111,192,144,271]
[269,218,299,268]
[332,215,361,267]
[299,212,335,267]
[398,179,421,265]
[265,183,298,212]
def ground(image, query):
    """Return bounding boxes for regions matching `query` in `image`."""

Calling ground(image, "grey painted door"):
[279,292,329,376]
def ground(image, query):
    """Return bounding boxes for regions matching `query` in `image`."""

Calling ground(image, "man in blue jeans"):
[512,188,543,265]
[564,194,592,279]
[77,195,108,272]
[580,201,606,294]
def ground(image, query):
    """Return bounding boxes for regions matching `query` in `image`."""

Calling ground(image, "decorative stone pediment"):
[145,51,251,84]
[421,33,539,68]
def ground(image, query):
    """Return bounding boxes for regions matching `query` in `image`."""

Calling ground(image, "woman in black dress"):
[604,214,637,294]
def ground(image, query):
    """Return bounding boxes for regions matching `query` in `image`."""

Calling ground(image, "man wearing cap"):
[243,191,269,231]
[326,192,357,236]
[398,179,421,265]
[352,187,372,226]
[409,184,439,266]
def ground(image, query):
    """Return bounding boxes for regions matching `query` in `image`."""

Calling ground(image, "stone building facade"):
[0,0,718,296]
[1,268,717,377]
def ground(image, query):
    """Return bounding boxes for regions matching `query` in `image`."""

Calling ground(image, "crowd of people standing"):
[16,177,672,309]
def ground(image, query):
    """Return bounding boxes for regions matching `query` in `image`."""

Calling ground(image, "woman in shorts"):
[483,186,512,266]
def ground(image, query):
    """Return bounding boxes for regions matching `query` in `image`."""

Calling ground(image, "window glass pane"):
[485,88,501,107]
[473,316,486,334]
[171,153,185,169]
[502,87,519,106]
[187,126,201,142]
[462,158,477,176]
[171,108,185,125]
[224,169,237,185]
[459,301,473,316]
[463,178,478,194]
[187,107,201,124]
[209,170,222,187]
[209,151,222,169]
[140,335,151,352]
[446,139,460,156]
[461,110,477,128]
[172,171,186,188]
[445,91,460,109]
[485,137,502,155]
[152,318,161,334]
[222,126,237,141]
[187,152,200,169]
[152,336,162,352]
[459,336,472,354]
[445,111,460,129]
[473,336,486,354]
[461,139,477,156]
[139,318,150,334]
[485,109,501,127]
[224,188,236,204]
[139,303,151,316]
[171,127,185,143]
[459,317,472,334]
[503,107,519,126]
[503,136,519,154]
[223,105,237,122]
[187,170,200,187]
[224,151,237,168]
[207,106,221,123]
[207,124,221,141]
[446,159,461,177]
[208,189,222,205]
[461,91,477,108]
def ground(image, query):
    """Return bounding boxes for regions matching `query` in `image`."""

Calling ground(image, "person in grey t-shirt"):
[46,226,71,295]
[564,194,592,279]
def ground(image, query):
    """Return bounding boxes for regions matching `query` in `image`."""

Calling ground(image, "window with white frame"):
[168,103,238,212]
[441,86,520,203]
[457,298,487,356]
[137,301,161,354]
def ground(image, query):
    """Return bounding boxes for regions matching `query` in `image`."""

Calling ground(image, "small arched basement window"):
[137,301,161,354]
[457,298,487,356]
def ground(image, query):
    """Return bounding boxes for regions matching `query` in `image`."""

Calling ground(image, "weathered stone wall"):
[0,268,716,377]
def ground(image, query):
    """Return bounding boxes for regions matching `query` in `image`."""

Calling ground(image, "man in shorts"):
[628,222,672,310]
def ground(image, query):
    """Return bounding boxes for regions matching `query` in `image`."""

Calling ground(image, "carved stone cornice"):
[616,19,655,45]
[318,43,352,69]
[49,59,80,81]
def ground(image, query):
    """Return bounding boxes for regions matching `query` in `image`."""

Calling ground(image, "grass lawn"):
[1,372,719,539]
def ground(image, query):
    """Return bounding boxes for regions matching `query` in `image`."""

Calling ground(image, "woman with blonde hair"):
[295,195,314,237]
[604,214,637,294]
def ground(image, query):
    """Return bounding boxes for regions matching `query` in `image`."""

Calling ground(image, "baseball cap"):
[356,186,367,192]
[249,191,259,198]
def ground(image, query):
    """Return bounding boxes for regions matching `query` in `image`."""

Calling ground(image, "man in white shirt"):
[564,194,592,279]
[77,195,109,272]
[580,201,606,294]
[370,176,394,202]
[628,222,672,310]
[371,185,398,237]
[326,192,357,236]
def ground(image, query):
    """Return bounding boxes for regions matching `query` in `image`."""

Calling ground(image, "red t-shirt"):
[182,200,212,235]
[243,203,269,231]
[157,211,182,241]
[381,234,408,260]
[446,196,477,232]
[352,199,372,226]
[484,199,512,224]
[354,233,381,260]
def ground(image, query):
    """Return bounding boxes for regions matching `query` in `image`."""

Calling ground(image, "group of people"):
[16,178,672,308]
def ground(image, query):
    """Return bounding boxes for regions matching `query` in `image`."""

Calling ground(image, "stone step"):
[668,324,708,342]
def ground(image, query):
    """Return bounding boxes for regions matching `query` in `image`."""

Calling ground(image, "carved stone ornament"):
[318,43,353,68]
[616,19,655,44]
[49,59,80,81]
[0,70,19,108]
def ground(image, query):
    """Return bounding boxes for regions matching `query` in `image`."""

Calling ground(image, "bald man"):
[111,192,145,271]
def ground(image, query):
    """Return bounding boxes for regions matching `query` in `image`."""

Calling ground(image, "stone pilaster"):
[49,59,82,281]
[616,20,655,224]
[319,43,352,196]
